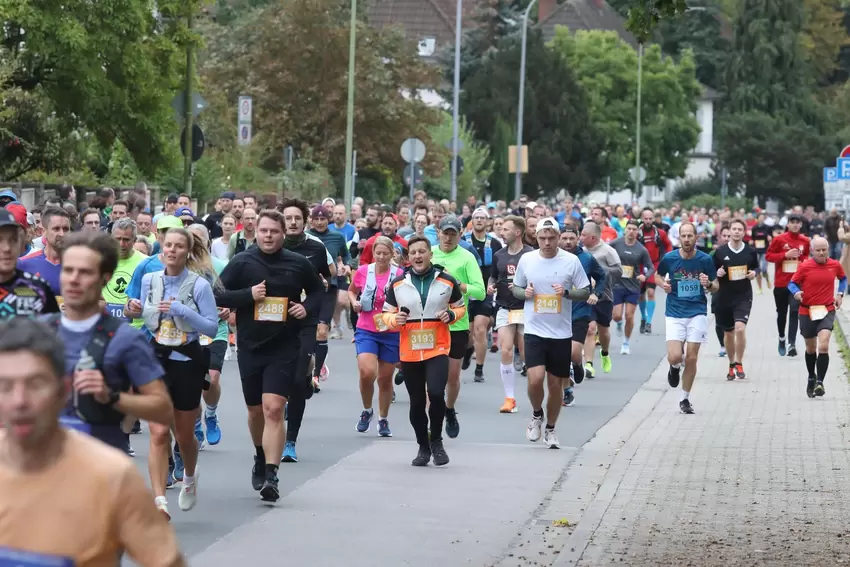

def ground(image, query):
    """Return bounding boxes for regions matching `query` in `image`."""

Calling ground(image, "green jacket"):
[430,244,486,331]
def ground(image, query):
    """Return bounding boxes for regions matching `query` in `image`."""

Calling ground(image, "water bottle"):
[74,349,103,425]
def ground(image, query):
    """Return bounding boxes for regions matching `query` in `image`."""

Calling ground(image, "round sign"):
[840,145,850,158]
[180,124,206,162]
[400,138,426,163]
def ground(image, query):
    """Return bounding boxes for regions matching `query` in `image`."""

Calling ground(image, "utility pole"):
[634,43,643,196]
[450,0,463,202]
[343,0,358,209]
[183,8,195,196]
[514,0,537,200]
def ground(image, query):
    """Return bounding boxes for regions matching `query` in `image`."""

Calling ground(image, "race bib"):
[373,313,390,332]
[810,305,828,321]
[105,303,125,318]
[755,239,765,248]
[199,335,213,346]
[0,547,74,566]
[677,279,701,298]
[155,319,187,347]
[409,328,436,351]
[622,265,634,279]
[534,294,562,314]
[507,309,525,325]
[254,297,288,322]
[59,415,91,435]
[728,265,748,281]
[56,295,64,311]
[782,260,799,274]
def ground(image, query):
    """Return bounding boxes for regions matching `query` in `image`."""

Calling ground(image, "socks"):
[500,363,515,399]
[680,390,690,402]
[313,340,329,377]
[638,299,647,321]
[646,300,656,323]
[805,352,817,378]
[601,350,609,357]
[183,473,195,486]
[363,407,373,415]
[817,353,829,382]
[205,404,217,419]
[533,408,544,418]
[475,363,484,373]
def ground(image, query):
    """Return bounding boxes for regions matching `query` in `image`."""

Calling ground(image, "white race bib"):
[782,260,799,274]
[622,265,634,279]
[809,305,828,321]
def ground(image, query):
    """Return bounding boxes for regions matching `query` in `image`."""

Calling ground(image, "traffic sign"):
[238,96,252,125]
[404,164,424,188]
[238,124,252,146]
[840,145,850,158]
[825,167,838,183]
[629,166,647,183]
[180,124,205,162]
[444,139,465,152]
[400,138,426,163]
[171,91,208,119]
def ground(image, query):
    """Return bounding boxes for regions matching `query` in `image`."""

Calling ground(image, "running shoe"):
[282,441,298,462]
[787,345,798,357]
[667,365,681,388]
[543,428,560,449]
[474,367,484,382]
[584,362,595,380]
[778,339,787,357]
[125,438,135,458]
[251,457,264,491]
[329,327,343,340]
[499,397,518,413]
[620,343,630,355]
[155,497,170,522]
[815,381,825,397]
[718,347,726,357]
[377,418,392,437]
[173,447,184,481]
[430,440,449,466]
[639,320,646,334]
[394,370,405,385]
[679,399,694,414]
[178,468,198,511]
[520,363,528,377]
[806,379,816,399]
[412,445,431,467]
[513,351,523,371]
[734,363,745,380]
[131,420,142,434]
[461,350,472,370]
[205,413,222,445]
[194,418,206,450]
[562,389,575,407]
[356,410,374,433]
[445,409,460,438]
[645,323,652,334]
[319,364,330,381]
[526,414,544,442]
[726,366,736,381]
[260,472,280,502]
[601,354,612,373]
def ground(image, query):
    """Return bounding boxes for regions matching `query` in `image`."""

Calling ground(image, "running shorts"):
[714,297,753,332]
[523,334,572,378]
[354,328,400,364]
[799,311,836,339]
[665,315,708,344]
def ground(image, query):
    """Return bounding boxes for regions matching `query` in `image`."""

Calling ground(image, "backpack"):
[637,226,663,249]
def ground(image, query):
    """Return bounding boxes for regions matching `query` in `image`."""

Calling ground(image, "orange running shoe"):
[499,397,517,413]
[735,362,745,379]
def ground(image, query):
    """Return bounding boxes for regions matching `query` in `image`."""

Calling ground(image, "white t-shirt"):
[210,237,229,260]
[513,249,590,339]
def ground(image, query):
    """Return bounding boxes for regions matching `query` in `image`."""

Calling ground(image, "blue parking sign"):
[839,158,850,179]
[825,167,838,182]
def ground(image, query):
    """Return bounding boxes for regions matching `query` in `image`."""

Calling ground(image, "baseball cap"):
[0,189,17,204]
[472,207,489,218]
[311,205,330,219]
[4,203,29,228]
[537,217,560,234]
[487,202,497,209]
[220,191,236,201]
[165,193,179,204]
[157,215,183,230]
[0,208,19,229]
[175,207,195,218]
[438,214,463,232]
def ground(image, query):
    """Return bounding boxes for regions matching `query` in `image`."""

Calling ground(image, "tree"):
[426,113,493,201]
[0,0,199,176]
[605,0,691,41]
[655,4,731,90]
[549,29,701,188]
[461,31,604,196]
[488,116,515,202]
[801,0,850,84]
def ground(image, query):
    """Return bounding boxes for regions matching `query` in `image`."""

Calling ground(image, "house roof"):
[538,0,638,47]
[367,0,482,51]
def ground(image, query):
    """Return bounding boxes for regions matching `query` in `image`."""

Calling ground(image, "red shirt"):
[358,233,408,266]
[790,258,845,316]
[601,225,618,243]
[765,231,811,289]
[639,226,672,266]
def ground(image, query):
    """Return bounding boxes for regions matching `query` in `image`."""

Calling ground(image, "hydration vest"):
[142,271,200,335]
[462,232,493,267]
[359,263,399,312]
[637,226,662,249]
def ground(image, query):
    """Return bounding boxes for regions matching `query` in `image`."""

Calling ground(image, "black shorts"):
[571,317,590,344]
[524,334,572,378]
[468,297,495,319]
[449,330,470,359]
[237,342,301,406]
[641,280,656,292]
[319,288,337,325]
[591,300,614,328]
[800,311,836,339]
[162,358,206,412]
[206,340,227,372]
[715,297,753,331]
[336,278,349,291]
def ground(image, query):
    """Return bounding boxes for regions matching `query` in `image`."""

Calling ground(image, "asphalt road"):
[127,301,671,564]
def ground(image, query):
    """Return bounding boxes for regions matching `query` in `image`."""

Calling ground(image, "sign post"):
[401,138,426,200]
[238,96,252,146]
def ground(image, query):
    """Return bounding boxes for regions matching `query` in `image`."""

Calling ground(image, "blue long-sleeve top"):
[571,247,606,320]
[141,268,219,361]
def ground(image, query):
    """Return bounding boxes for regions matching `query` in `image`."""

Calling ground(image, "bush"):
[680,193,752,212]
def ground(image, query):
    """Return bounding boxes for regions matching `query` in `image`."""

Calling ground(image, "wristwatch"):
[105,389,121,407]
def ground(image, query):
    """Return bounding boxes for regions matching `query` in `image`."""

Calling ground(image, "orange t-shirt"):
[0,430,183,566]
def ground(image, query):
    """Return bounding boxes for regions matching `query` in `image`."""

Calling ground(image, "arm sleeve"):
[341,235,352,264]
[42,283,60,314]
[605,248,623,280]
[299,258,327,315]
[660,230,672,254]
[214,257,256,309]
[513,257,527,288]
[765,237,784,263]
[126,260,147,301]
[447,276,467,322]
[748,248,760,271]
[381,278,400,329]
[359,237,373,266]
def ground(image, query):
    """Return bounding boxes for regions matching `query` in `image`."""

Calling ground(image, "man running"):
[580,221,622,378]
[789,236,846,398]
[489,215,532,413]
[18,207,71,300]
[512,217,590,448]
[0,208,59,320]
[637,207,672,334]
[766,213,810,357]
[750,213,772,293]
[610,220,654,354]
[656,222,718,414]
[712,219,758,380]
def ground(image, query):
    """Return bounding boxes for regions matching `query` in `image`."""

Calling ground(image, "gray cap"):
[438,214,463,232]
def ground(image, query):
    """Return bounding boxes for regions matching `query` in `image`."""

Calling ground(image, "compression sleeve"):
[839,277,847,294]
[787,282,801,295]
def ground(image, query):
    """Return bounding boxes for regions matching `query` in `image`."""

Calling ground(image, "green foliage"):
[279,157,336,203]
[355,165,404,206]
[426,113,493,201]
[488,116,515,203]
[655,4,731,90]
[672,176,721,201]
[605,0,690,42]
[679,193,751,212]
[549,30,700,188]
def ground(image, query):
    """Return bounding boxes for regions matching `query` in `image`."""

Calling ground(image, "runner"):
[637,207,672,334]
[18,206,71,300]
[216,209,324,501]
[349,236,403,435]
[308,205,352,342]
[430,214,486,439]
[103,218,147,321]
[462,207,502,382]
[0,208,59,320]
[655,222,718,414]
[750,213,772,293]
[765,213,810,357]
[580,221,622,378]
[381,235,466,466]
[610,220,654,354]
[227,207,257,259]
[789,236,847,398]
[511,217,590,448]
[712,219,758,380]
[709,224,731,357]
[489,215,533,413]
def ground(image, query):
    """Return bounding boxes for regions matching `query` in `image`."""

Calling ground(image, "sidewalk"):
[501,291,850,566]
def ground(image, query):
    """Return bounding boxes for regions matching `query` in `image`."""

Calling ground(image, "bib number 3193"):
[409,329,436,351]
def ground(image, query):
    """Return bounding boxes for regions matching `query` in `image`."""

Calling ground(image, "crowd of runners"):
[0,182,847,564]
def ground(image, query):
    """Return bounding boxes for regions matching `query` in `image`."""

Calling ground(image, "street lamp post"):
[450,0,463,202]
[634,42,643,196]
[514,0,537,201]
[343,0,358,209]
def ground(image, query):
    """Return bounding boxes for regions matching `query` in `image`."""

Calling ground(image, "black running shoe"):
[815,381,825,397]
[562,389,575,407]
[778,339,787,356]
[260,472,280,502]
[131,420,142,434]
[520,363,527,377]
[431,440,450,466]
[667,365,681,388]
[461,350,472,371]
[251,457,264,491]
[445,409,460,439]
[411,445,431,466]
[787,345,798,357]
[679,399,694,414]
[645,323,652,334]
[639,320,646,334]
[807,379,816,399]
[394,371,405,385]
[474,367,484,383]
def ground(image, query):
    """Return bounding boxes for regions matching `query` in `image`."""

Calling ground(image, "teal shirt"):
[212,257,229,342]
[430,245,485,331]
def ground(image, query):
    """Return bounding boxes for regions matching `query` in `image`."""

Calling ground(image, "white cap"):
[536,217,560,234]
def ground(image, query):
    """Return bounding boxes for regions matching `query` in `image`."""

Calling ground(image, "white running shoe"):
[526,415,544,442]
[178,468,199,511]
[544,428,560,449]
[620,343,631,355]
[319,365,330,382]
[155,496,170,522]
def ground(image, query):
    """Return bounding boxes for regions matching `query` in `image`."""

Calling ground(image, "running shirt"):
[329,222,356,243]
[352,264,404,333]
[0,269,59,320]
[513,249,590,339]
[430,244,486,331]
[609,238,653,294]
[750,224,771,254]
[790,258,846,317]
[102,250,147,320]
[656,249,717,319]
[492,245,533,310]
[765,231,810,289]
[584,242,622,302]
[17,250,61,298]
[466,232,503,284]
[712,242,759,302]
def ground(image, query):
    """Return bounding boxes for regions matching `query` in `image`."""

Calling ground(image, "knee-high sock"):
[646,300,656,323]
[805,352,817,378]
[313,340,329,377]
[817,353,829,382]
[500,364,515,399]
[638,299,647,321]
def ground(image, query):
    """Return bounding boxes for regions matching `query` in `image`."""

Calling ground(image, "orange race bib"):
[810,305,828,321]
[56,295,65,311]
[508,309,525,325]
[755,239,765,248]
[782,260,799,273]
[254,297,288,322]
[373,313,390,332]
[409,328,436,351]
[728,265,748,281]
[534,294,562,314]
[156,319,187,347]
[199,335,213,346]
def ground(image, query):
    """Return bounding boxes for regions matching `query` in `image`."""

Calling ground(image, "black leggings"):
[774,287,800,343]
[287,327,316,443]
[403,356,449,446]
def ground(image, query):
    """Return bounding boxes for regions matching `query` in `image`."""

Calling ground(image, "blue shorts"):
[613,288,640,306]
[354,328,400,364]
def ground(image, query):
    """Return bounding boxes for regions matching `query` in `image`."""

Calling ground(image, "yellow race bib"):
[56,295,65,311]
[409,328,436,351]
[728,265,748,281]
[782,260,799,274]
[156,319,187,347]
[755,239,765,248]
[373,313,390,332]
[534,294,562,314]
[507,309,525,325]
[810,305,828,321]
[254,297,288,322]
[199,335,213,346]
[622,265,634,279]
